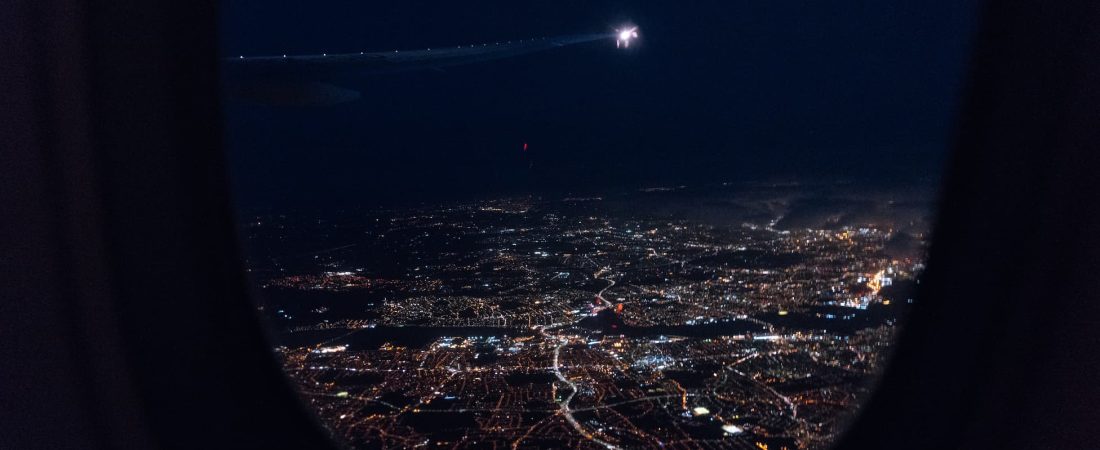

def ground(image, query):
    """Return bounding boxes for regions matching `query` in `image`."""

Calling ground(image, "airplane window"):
[221,2,976,448]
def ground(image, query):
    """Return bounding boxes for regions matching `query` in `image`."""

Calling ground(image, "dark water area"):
[637,322,768,338]
[273,279,916,350]
[581,292,913,338]
[278,326,534,349]
[579,309,766,337]
[760,301,912,335]
[254,287,386,332]
[275,296,910,350]
[274,328,352,347]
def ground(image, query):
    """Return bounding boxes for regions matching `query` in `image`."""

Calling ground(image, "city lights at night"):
[243,186,927,449]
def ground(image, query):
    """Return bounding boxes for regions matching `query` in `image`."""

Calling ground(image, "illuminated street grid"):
[245,194,923,450]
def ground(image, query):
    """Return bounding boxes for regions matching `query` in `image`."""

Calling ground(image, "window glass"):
[221,2,976,448]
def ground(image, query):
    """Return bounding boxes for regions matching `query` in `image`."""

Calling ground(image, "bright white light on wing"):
[616,27,639,49]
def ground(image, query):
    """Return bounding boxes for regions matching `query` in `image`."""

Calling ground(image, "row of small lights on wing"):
[236,36,554,59]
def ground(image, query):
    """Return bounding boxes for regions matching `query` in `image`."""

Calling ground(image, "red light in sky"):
[523,142,528,152]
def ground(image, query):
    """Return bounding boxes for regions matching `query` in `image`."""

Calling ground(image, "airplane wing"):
[223,33,614,79]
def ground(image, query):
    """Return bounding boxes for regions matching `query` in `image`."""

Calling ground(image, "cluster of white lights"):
[616,27,639,48]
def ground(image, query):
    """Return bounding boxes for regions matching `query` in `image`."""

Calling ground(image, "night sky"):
[220,0,978,210]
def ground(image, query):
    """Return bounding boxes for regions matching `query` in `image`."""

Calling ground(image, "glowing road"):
[536,267,621,449]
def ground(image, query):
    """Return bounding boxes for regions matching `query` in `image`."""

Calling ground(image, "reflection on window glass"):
[222,2,974,448]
